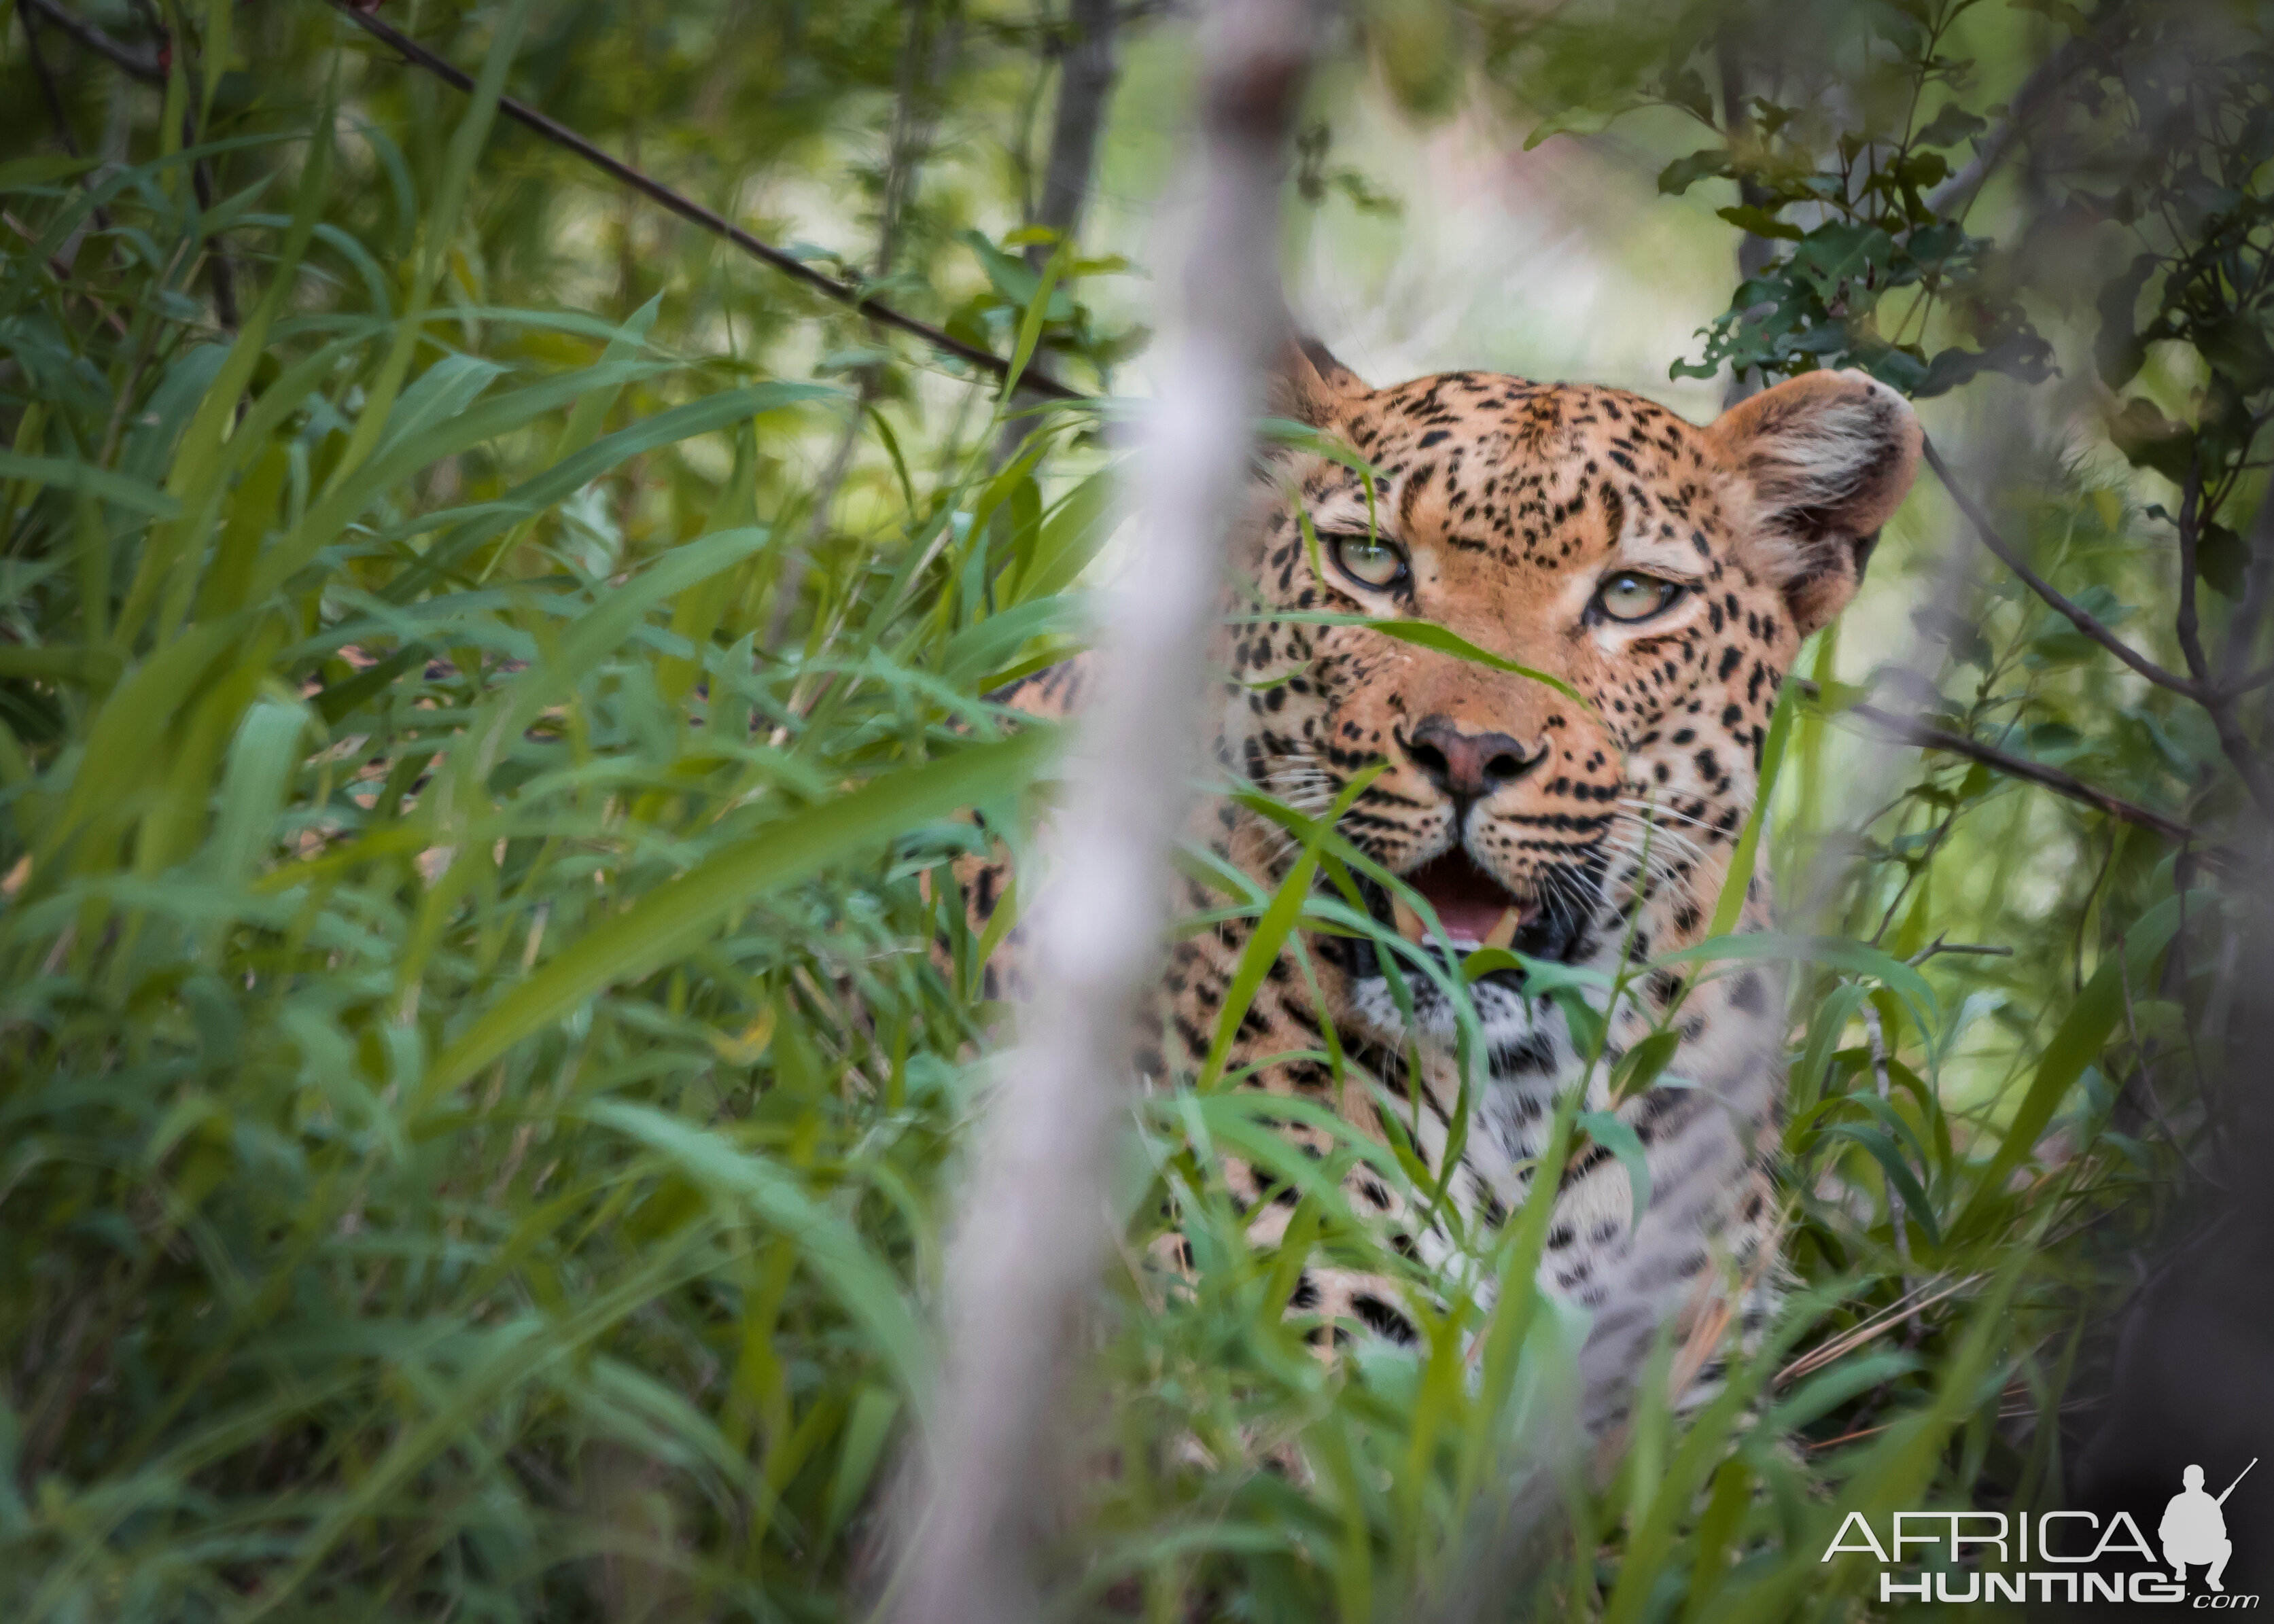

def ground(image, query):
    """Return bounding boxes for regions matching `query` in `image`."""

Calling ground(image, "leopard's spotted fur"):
[971,343,1920,1424]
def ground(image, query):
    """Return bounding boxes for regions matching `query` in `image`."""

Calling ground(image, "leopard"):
[965,338,1921,1432]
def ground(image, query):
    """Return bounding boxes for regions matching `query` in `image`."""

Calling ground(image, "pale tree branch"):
[881,1,1320,1619]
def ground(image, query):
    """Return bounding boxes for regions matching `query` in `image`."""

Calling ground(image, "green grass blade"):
[421,727,1058,1101]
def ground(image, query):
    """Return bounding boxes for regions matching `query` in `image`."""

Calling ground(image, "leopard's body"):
[972,345,1920,1422]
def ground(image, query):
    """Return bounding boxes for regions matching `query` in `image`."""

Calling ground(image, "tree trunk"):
[1030,0,1122,266]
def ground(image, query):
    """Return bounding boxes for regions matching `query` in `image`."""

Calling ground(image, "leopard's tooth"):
[1391,896,1426,945]
[1481,907,1521,951]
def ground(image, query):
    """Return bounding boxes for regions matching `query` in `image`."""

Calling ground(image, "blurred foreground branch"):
[882,1,1318,1619]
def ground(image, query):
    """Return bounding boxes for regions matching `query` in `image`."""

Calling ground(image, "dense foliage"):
[1,1,2267,1620]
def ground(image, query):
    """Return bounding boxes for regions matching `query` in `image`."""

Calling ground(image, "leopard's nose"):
[1403,718,1546,802]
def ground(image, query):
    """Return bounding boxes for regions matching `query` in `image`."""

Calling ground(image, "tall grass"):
[0,10,2226,1622]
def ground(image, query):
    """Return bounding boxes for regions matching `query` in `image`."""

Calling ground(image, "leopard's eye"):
[1330,533,1410,590]
[1595,571,1681,622]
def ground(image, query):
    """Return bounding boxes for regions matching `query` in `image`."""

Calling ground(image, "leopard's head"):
[1223,340,1921,1040]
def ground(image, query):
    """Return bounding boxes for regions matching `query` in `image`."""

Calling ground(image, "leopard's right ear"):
[1265,334,1368,427]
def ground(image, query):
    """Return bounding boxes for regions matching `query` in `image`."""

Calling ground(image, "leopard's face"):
[1222,347,1920,1043]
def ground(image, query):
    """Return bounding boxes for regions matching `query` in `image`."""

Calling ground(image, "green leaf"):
[1916,332,2056,398]
[0,454,182,518]
[2107,395,2194,482]
[313,0,536,504]
[1012,467,1118,604]
[1704,679,1796,938]
[0,154,102,191]
[1522,103,1624,149]
[1769,1349,1920,1432]
[581,1101,933,1415]
[1658,149,1731,196]
[822,1386,903,1541]
[2199,522,2249,598]
[1609,1029,1681,1101]
[1822,1124,1940,1249]
[249,356,676,599]
[1242,612,1587,707]
[453,525,779,788]
[2010,0,2091,34]
[1912,104,1989,148]
[389,381,833,600]
[1003,239,1072,398]
[1198,764,1385,1090]
[0,643,126,690]
[2095,253,2158,389]
[1716,205,1804,241]
[1659,931,1937,1035]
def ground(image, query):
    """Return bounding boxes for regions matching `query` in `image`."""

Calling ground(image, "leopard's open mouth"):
[1388,849,1528,951]
[1341,848,1593,978]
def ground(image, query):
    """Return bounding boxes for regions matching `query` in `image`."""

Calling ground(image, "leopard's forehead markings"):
[1331,375,1720,569]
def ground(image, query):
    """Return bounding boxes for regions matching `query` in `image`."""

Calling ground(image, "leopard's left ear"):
[1265,334,1369,428]
[1707,369,1922,637]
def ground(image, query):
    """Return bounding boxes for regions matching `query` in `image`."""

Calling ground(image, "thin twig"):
[21,0,163,82]
[2175,457,2211,684]
[1925,434,2269,818]
[321,0,1081,402]
[1907,936,2014,966]
[992,0,1125,465]
[1778,1272,1983,1387]
[1798,680,2201,845]
[1922,19,2113,219]
[164,16,243,332]
[19,1,113,243]
[1922,435,2199,699]
[3,209,129,336]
